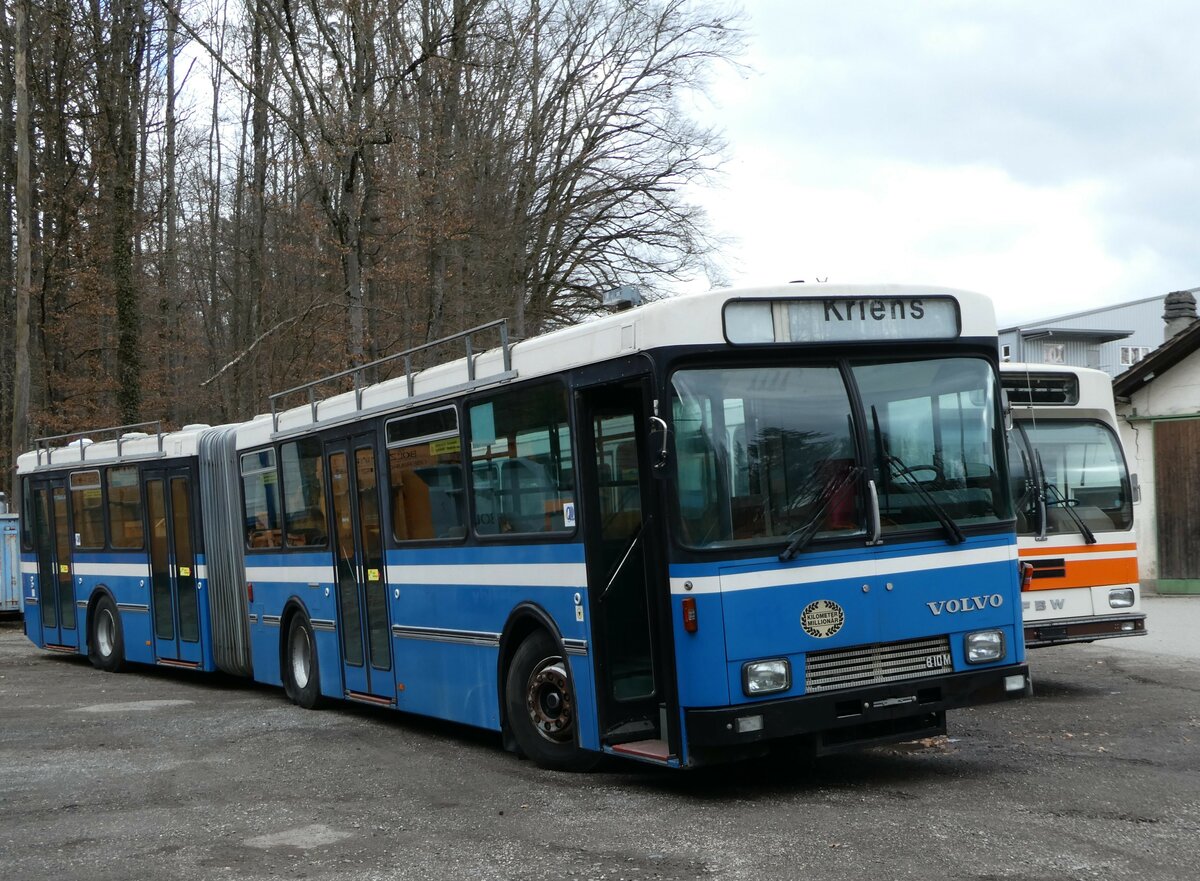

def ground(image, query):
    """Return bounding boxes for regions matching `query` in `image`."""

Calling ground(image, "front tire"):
[505,631,596,771]
[284,615,325,709]
[89,595,126,673]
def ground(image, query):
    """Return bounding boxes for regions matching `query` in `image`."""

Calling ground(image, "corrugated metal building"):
[999,293,1177,377]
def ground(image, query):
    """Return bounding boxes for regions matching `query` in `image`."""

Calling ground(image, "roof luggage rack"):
[32,420,165,467]
[268,319,516,433]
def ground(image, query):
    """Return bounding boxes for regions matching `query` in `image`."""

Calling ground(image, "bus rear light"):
[682,597,698,633]
[1019,563,1033,591]
[247,583,254,603]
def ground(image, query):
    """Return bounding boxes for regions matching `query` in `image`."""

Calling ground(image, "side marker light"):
[682,597,698,633]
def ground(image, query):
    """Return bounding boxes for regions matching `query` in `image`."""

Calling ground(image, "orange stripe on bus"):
[1019,542,1137,558]
[1022,557,1139,591]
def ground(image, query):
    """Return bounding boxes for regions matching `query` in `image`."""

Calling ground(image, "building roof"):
[999,293,1166,333]
[1113,318,1200,397]
[1016,327,1132,343]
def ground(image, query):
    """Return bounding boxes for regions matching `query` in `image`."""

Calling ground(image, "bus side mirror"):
[1130,473,1141,504]
[649,416,670,474]
[1001,389,1013,431]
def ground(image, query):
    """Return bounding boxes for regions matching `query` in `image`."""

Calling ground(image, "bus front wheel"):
[284,615,325,710]
[89,595,126,673]
[505,631,596,771]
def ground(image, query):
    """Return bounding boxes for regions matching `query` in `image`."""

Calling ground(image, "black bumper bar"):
[1025,612,1147,648]
[686,664,1031,750]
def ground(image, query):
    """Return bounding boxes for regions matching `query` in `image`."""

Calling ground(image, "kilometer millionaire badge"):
[801,600,845,638]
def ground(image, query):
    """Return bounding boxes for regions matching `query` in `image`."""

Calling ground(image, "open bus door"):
[577,377,676,760]
[29,477,79,651]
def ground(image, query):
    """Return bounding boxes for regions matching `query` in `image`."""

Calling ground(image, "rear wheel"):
[284,615,324,709]
[505,631,596,771]
[89,595,126,673]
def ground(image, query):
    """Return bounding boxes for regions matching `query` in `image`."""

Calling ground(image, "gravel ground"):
[0,610,1197,881]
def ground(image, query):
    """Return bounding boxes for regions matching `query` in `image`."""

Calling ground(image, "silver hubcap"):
[291,625,312,689]
[97,609,115,657]
[525,656,573,743]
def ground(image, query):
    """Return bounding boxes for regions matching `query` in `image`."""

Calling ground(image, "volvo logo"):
[927,594,1004,616]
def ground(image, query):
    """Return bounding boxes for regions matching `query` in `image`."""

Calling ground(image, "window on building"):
[1120,345,1153,366]
[1001,344,1011,362]
[1042,343,1066,364]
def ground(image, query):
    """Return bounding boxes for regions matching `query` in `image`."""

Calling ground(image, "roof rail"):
[268,319,515,433]
[32,420,164,467]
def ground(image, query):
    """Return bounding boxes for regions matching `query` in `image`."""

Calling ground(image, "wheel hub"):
[525,658,573,743]
[97,609,115,657]
[291,626,312,689]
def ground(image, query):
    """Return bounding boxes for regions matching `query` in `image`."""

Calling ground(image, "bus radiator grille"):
[805,636,953,693]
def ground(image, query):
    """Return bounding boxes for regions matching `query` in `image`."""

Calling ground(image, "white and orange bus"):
[1001,364,1146,647]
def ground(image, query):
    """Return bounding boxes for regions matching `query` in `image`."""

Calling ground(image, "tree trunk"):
[10,0,32,492]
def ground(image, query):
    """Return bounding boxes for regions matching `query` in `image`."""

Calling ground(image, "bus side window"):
[281,438,328,548]
[20,476,34,549]
[386,406,466,542]
[241,448,282,549]
[468,384,575,537]
[70,470,105,549]
[107,465,144,549]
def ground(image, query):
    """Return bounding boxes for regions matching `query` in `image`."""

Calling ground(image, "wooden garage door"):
[1154,418,1200,592]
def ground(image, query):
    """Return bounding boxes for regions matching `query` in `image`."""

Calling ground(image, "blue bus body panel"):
[672,534,1023,711]
[27,550,219,671]
[72,551,154,664]
[244,551,337,689]
[20,553,40,636]
[385,544,593,742]
[244,543,596,742]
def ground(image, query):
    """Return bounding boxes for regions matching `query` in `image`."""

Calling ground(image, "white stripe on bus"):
[245,562,588,588]
[671,544,1017,595]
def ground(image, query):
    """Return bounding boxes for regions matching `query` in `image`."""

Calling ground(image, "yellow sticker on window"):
[59,564,69,574]
[179,566,191,577]
[367,568,380,582]
[429,437,461,456]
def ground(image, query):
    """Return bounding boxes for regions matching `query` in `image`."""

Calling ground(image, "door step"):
[44,644,76,654]
[157,658,201,669]
[605,738,675,765]
[346,691,395,707]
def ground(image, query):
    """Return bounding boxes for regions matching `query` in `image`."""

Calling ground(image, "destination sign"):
[724,296,960,344]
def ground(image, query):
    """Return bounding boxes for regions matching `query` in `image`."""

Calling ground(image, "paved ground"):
[0,602,1197,881]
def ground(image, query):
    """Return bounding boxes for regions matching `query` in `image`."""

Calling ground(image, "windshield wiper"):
[779,465,864,562]
[885,455,965,545]
[1043,482,1098,545]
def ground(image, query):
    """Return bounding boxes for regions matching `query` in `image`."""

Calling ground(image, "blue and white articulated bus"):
[16,283,1030,769]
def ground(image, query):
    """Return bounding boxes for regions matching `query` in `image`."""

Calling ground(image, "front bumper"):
[686,664,1031,755]
[1025,612,1147,648]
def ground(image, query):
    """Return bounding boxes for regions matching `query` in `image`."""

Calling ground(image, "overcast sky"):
[684,0,1198,326]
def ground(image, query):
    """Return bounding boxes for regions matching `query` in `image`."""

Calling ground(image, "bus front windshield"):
[670,357,1009,550]
[1011,420,1133,534]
